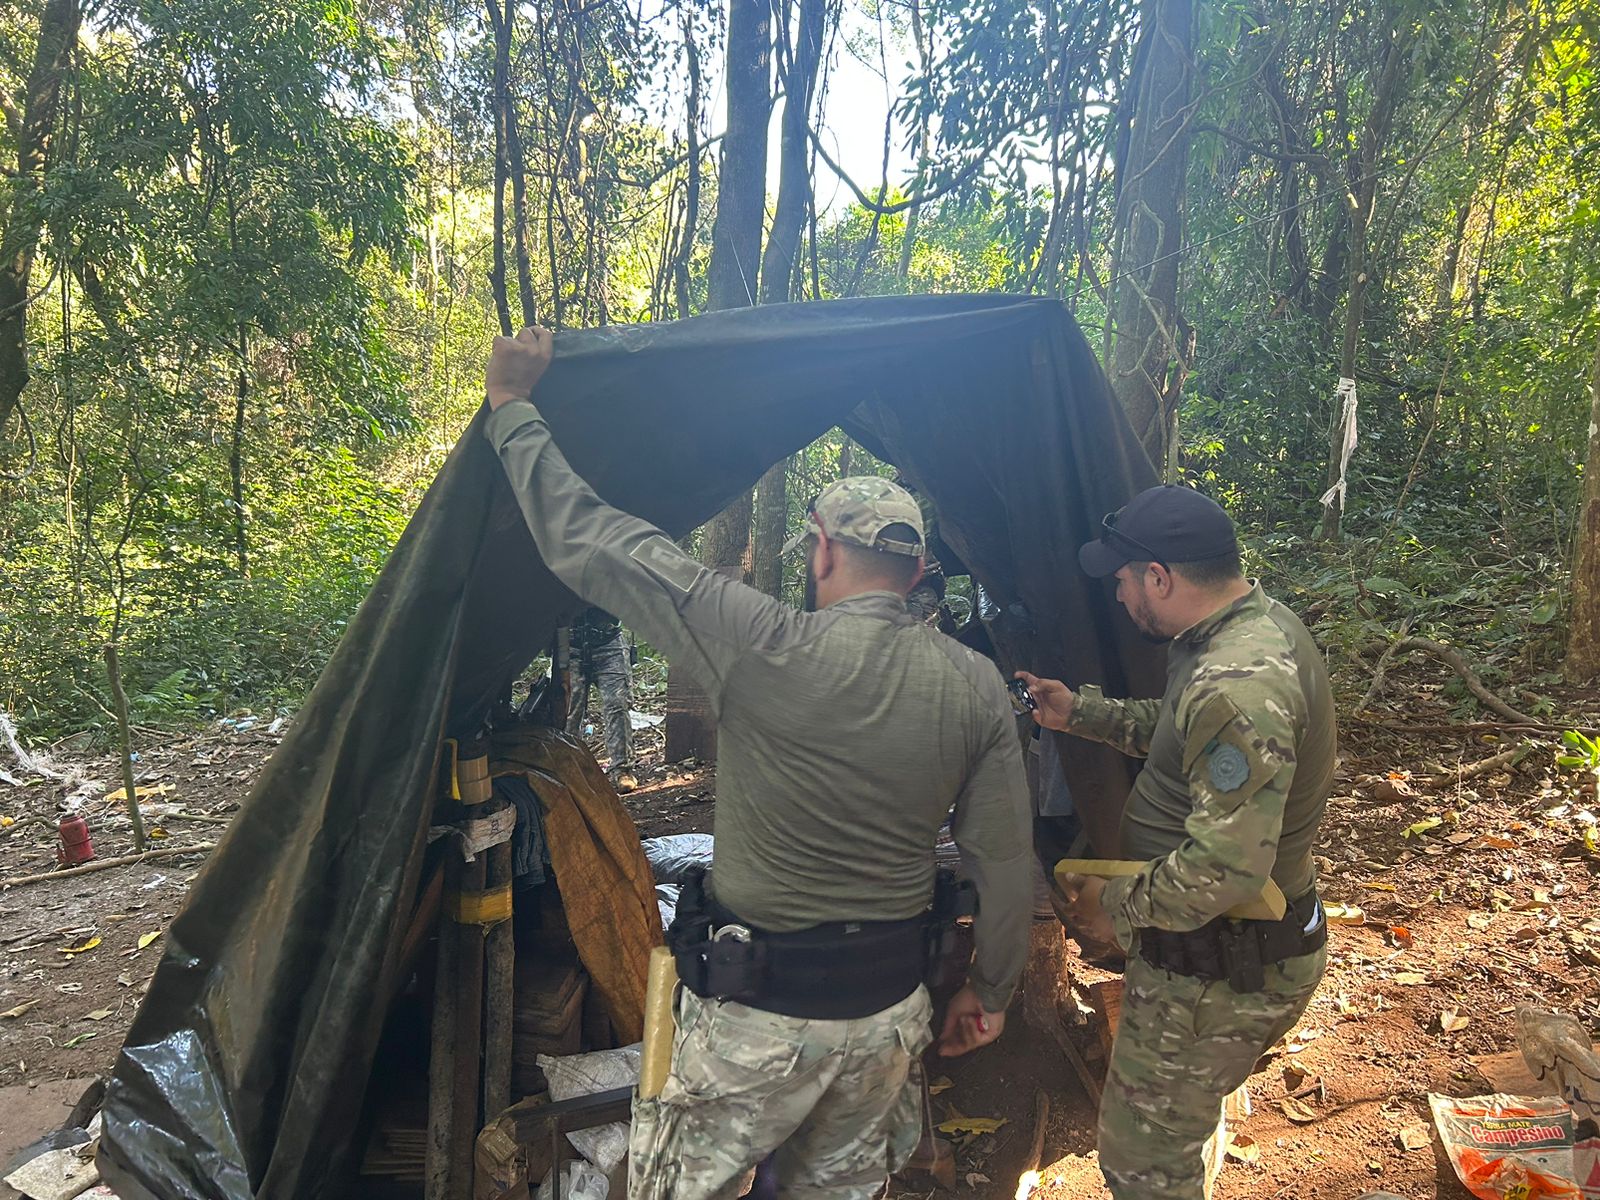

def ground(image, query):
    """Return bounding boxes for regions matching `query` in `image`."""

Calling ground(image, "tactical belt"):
[668,867,974,1020]
[1136,889,1326,994]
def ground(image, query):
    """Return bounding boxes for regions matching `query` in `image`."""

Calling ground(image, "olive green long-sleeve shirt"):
[1064,583,1336,951]
[486,401,1032,1010]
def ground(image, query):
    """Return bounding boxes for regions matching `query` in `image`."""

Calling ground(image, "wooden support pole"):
[483,837,515,1121]
[425,849,461,1200]
[448,749,492,1200]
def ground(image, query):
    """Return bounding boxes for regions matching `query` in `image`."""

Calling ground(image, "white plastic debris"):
[537,1044,641,1175]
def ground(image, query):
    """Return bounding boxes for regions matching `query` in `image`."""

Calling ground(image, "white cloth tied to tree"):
[1320,377,1359,510]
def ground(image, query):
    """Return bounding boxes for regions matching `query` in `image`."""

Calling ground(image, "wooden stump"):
[1021,919,1067,1036]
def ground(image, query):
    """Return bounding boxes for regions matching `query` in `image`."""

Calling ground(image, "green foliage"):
[1557,730,1600,775]
[4,0,1599,739]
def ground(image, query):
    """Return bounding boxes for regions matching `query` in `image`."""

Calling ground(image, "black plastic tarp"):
[98,294,1164,1200]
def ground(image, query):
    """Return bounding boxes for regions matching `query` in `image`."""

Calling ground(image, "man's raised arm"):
[482,327,788,715]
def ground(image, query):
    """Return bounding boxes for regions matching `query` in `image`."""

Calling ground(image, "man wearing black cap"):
[1016,484,1336,1200]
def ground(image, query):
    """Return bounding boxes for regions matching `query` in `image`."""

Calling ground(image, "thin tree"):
[1320,18,1414,541]
[0,0,81,449]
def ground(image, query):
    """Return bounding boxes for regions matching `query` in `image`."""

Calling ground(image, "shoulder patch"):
[1181,691,1243,773]
[1207,743,1250,792]
[629,535,705,594]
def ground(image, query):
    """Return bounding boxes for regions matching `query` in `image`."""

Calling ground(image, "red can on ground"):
[58,815,95,866]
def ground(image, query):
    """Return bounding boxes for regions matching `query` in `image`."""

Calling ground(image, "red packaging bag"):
[1430,1093,1580,1200]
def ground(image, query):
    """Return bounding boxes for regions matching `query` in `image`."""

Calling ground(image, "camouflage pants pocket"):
[672,995,808,1097]
[777,987,932,1198]
[627,1095,676,1200]
[884,1006,933,1173]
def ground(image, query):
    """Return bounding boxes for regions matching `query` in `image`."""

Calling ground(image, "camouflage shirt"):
[1065,583,1336,950]
[485,402,1033,1011]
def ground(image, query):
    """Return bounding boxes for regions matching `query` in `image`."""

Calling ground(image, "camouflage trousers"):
[567,630,633,770]
[1098,940,1327,1199]
[628,985,932,1200]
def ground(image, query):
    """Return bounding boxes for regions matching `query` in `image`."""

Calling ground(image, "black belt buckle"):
[1221,921,1265,994]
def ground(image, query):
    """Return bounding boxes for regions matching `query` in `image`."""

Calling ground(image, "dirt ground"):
[3,692,1599,1200]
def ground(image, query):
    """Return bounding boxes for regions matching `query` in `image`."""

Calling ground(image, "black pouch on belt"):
[1137,890,1326,994]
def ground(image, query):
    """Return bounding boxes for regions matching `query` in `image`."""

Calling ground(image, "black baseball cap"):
[1078,485,1238,578]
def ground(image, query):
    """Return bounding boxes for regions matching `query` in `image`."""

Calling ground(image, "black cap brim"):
[1078,537,1130,579]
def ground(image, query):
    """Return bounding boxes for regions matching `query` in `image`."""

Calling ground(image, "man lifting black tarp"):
[97,294,1163,1200]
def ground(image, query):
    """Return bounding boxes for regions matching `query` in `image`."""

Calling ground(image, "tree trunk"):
[751,457,790,598]
[487,0,514,336]
[758,0,825,307]
[1106,0,1194,477]
[1432,194,1472,325]
[1567,330,1600,683]
[1320,24,1411,542]
[695,0,772,581]
[231,327,249,577]
[741,0,822,601]
[500,0,538,328]
[672,3,703,319]
[666,0,772,763]
[898,0,932,281]
[0,0,82,439]
[705,0,771,314]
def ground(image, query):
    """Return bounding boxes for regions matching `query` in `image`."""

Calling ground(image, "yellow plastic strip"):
[444,738,461,801]
[448,885,513,926]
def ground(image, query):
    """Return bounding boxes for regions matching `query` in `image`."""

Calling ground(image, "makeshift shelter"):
[97,294,1164,1200]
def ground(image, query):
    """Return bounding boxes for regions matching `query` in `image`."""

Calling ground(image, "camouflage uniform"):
[485,412,1031,1200]
[1063,584,1336,1200]
[567,607,634,771]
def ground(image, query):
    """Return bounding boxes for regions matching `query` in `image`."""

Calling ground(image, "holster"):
[923,870,978,991]
[1137,890,1325,994]
[667,868,768,1005]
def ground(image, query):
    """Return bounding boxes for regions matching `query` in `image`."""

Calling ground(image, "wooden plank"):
[664,673,716,764]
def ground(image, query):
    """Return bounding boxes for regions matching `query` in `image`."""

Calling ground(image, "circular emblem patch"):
[1208,743,1250,792]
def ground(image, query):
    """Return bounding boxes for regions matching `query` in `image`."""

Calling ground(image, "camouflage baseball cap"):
[782,476,926,557]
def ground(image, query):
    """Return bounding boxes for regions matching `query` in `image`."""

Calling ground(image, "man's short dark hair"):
[1168,548,1244,587]
[838,522,923,589]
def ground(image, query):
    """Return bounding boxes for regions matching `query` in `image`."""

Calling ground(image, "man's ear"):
[812,528,836,580]
[1147,561,1175,598]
